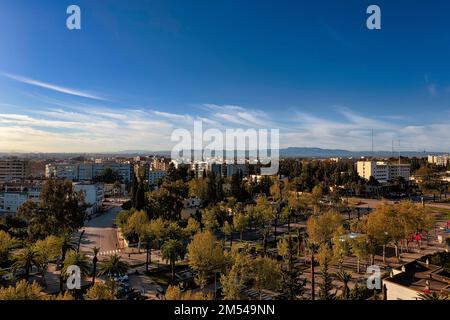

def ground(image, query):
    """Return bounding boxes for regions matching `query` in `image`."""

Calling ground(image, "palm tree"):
[76,229,85,253]
[335,270,352,300]
[62,250,91,280]
[99,255,128,279]
[161,239,186,281]
[58,234,77,292]
[61,250,90,296]
[307,242,319,301]
[141,225,154,273]
[98,255,129,295]
[60,234,76,263]
[91,247,100,286]
[418,292,448,300]
[12,246,39,282]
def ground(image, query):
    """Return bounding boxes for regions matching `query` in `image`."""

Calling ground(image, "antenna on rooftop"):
[398,140,401,165]
[371,129,374,159]
[392,140,394,157]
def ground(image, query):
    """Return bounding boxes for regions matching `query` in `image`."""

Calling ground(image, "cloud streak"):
[2,73,110,102]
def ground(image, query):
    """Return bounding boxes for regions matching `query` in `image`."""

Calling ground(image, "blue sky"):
[0,0,449,152]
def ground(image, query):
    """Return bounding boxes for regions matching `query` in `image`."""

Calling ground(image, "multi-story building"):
[388,163,411,181]
[148,170,166,186]
[225,163,248,177]
[0,159,29,183]
[78,163,94,181]
[428,155,450,166]
[45,163,79,180]
[152,157,170,171]
[93,162,133,184]
[45,162,133,184]
[73,182,104,214]
[0,186,41,214]
[356,161,410,182]
[191,162,209,178]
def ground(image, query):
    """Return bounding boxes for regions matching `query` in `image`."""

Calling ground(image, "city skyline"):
[1,0,450,152]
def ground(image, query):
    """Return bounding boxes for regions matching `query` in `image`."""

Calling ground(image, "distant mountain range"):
[279,147,436,158]
[115,147,441,158]
[1,147,444,159]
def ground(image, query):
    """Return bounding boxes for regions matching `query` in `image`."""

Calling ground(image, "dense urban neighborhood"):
[1,154,449,300]
[1,0,450,310]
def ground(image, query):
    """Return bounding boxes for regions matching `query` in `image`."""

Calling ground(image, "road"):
[78,204,123,256]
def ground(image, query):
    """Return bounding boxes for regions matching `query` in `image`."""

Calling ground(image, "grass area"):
[428,206,450,219]
[145,262,189,287]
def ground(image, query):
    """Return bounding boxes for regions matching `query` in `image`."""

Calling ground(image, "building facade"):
[45,162,133,183]
[428,155,450,166]
[0,187,40,214]
[148,169,166,186]
[0,159,29,183]
[73,182,104,214]
[356,161,410,182]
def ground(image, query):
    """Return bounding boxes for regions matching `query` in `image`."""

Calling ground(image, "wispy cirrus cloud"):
[0,94,449,152]
[1,72,111,102]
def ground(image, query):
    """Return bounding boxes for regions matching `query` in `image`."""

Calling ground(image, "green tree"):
[306,210,342,246]
[317,245,336,300]
[95,168,120,184]
[126,210,149,253]
[277,236,297,271]
[233,212,248,241]
[0,280,46,300]
[221,221,234,247]
[185,217,201,238]
[161,239,186,281]
[0,230,15,266]
[254,196,275,256]
[350,236,369,274]
[12,245,39,281]
[202,208,219,231]
[99,255,128,279]
[187,231,226,288]
[91,247,100,286]
[18,179,86,240]
[62,250,90,282]
[311,185,323,215]
[33,235,62,287]
[85,282,116,300]
[417,292,448,300]
[220,251,252,300]
[251,256,281,300]
[332,227,351,271]
[335,270,352,300]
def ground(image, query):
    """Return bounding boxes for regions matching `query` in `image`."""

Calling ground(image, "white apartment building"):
[0,187,41,214]
[191,162,209,178]
[356,161,410,182]
[428,155,450,166]
[73,182,104,214]
[45,163,79,180]
[45,162,133,183]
